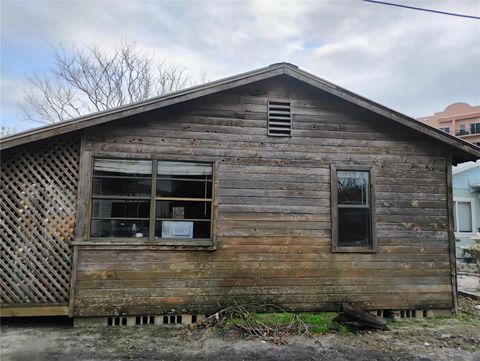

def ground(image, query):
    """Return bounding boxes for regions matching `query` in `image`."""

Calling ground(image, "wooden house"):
[1,63,479,322]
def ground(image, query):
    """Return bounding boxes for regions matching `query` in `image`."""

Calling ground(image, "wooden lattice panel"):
[1,136,80,305]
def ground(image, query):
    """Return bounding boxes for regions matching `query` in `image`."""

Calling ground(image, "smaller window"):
[268,101,291,136]
[439,127,450,133]
[456,124,468,136]
[331,165,376,252]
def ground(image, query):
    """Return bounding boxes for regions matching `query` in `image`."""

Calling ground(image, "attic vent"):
[268,101,292,136]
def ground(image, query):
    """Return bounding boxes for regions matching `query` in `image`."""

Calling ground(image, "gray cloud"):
[1,0,479,131]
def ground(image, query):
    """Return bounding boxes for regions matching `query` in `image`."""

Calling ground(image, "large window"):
[454,198,475,234]
[470,123,480,135]
[90,158,213,244]
[331,165,376,252]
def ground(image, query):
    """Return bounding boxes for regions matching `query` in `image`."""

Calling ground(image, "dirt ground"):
[2,296,479,361]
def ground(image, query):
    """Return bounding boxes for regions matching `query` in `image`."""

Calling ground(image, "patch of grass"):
[433,315,450,320]
[385,299,480,331]
[225,312,351,335]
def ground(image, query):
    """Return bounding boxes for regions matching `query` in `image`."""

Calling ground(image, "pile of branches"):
[198,304,311,344]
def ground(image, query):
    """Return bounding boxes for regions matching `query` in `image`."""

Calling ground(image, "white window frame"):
[453,197,476,234]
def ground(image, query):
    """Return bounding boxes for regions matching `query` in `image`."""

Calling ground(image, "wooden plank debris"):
[337,304,389,330]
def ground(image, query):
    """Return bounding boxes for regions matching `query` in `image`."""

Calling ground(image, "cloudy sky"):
[1,0,479,132]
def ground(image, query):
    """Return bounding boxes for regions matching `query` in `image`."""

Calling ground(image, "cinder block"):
[75,314,206,327]
[127,316,136,326]
[427,309,453,317]
[154,315,166,325]
[74,317,106,327]
[182,314,192,324]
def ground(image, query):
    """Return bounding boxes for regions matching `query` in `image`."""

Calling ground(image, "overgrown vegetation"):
[198,304,351,343]
[225,311,351,335]
[462,240,480,282]
[197,296,479,344]
[457,295,480,325]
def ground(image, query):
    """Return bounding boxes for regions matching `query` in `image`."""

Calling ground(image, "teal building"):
[453,161,480,259]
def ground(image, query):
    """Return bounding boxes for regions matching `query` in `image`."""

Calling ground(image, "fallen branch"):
[197,304,311,344]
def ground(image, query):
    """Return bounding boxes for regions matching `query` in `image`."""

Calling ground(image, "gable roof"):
[2,62,479,163]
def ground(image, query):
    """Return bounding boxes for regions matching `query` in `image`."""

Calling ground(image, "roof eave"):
[0,64,287,150]
[282,67,480,163]
[1,63,479,161]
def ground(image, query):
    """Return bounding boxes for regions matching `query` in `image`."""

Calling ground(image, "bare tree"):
[1,126,17,137]
[20,42,201,124]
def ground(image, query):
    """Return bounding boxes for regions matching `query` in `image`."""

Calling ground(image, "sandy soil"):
[2,297,479,361]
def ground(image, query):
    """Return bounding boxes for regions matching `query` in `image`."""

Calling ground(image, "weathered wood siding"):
[1,135,80,307]
[73,76,453,316]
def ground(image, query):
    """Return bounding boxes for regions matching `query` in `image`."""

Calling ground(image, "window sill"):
[332,246,377,253]
[72,238,215,250]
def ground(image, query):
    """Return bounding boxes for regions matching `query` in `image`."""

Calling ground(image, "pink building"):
[418,103,480,146]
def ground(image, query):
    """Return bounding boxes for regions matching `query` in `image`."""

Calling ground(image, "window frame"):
[84,155,217,248]
[330,164,377,253]
[453,197,476,234]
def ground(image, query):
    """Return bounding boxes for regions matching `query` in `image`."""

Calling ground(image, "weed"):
[223,311,351,335]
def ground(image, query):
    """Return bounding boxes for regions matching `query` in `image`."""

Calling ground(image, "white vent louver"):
[268,101,292,136]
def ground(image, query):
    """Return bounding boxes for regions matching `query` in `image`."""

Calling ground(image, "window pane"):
[470,123,480,134]
[338,208,370,246]
[457,202,472,232]
[92,177,152,197]
[94,159,152,177]
[337,171,369,205]
[156,179,212,198]
[90,220,149,238]
[92,199,150,218]
[155,220,211,239]
[157,161,212,180]
[156,201,211,219]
